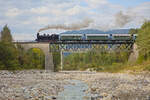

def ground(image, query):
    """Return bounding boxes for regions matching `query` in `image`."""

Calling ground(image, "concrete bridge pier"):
[18,42,54,71]
[128,44,139,62]
[45,53,54,70]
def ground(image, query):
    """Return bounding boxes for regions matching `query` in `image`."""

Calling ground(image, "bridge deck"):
[14,40,134,44]
[50,40,134,44]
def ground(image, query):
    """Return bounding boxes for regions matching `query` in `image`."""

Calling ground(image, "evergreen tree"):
[1,25,13,42]
[0,25,19,70]
[0,42,19,70]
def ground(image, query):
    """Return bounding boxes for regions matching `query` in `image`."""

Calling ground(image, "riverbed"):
[0,70,150,100]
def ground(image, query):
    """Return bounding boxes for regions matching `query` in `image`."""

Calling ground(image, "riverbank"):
[0,70,150,100]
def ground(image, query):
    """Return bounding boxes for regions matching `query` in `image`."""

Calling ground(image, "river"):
[57,80,91,100]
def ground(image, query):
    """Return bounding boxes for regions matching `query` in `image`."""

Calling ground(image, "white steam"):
[38,18,93,32]
[114,11,133,27]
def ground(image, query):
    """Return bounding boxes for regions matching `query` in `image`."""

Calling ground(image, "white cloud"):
[5,8,22,17]
[123,2,150,27]
[36,16,50,25]
[86,0,108,8]
[12,33,35,41]
[22,21,31,25]
[66,5,86,16]
[30,7,50,14]
[129,2,150,18]
[51,9,64,16]
[0,20,5,26]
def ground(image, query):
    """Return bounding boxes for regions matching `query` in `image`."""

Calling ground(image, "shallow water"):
[57,80,91,100]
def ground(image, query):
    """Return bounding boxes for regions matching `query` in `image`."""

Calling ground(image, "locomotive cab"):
[51,34,59,41]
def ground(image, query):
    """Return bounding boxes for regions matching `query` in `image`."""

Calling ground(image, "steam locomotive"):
[36,33,59,42]
[36,32,137,42]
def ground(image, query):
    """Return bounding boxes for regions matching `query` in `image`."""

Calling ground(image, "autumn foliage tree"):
[136,21,150,61]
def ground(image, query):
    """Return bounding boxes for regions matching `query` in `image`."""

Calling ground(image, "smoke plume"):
[94,11,135,31]
[38,18,93,32]
[114,11,132,27]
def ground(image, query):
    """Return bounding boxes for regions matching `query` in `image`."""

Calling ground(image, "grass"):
[114,60,150,74]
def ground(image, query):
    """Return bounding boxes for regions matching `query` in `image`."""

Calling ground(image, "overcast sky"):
[0,0,150,40]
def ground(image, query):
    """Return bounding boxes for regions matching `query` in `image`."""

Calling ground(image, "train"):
[36,32,137,42]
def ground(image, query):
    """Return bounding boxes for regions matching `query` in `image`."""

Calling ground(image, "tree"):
[1,25,13,42]
[26,48,45,69]
[0,42,19,70]
[129,28,139,34]
[0,25,19,70]
[136,21,150,60]
[0,25,18,70]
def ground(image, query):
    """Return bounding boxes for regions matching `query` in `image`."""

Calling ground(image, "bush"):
[104,63,124,73]
[144,64,150,71]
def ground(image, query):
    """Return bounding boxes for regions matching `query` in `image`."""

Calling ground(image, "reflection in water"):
[57,80,91,100]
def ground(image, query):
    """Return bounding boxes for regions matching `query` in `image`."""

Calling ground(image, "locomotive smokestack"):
[38,18,93,32]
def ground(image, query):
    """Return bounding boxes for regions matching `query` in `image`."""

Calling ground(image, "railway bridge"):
[14,40,138,71]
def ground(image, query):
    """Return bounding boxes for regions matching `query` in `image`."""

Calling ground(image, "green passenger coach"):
[60,34,83,41]
[86,34,109,41]
[112,34,132,40]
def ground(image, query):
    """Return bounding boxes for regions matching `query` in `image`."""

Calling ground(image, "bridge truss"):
[49,40,134,52]
[49,40,134,70]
